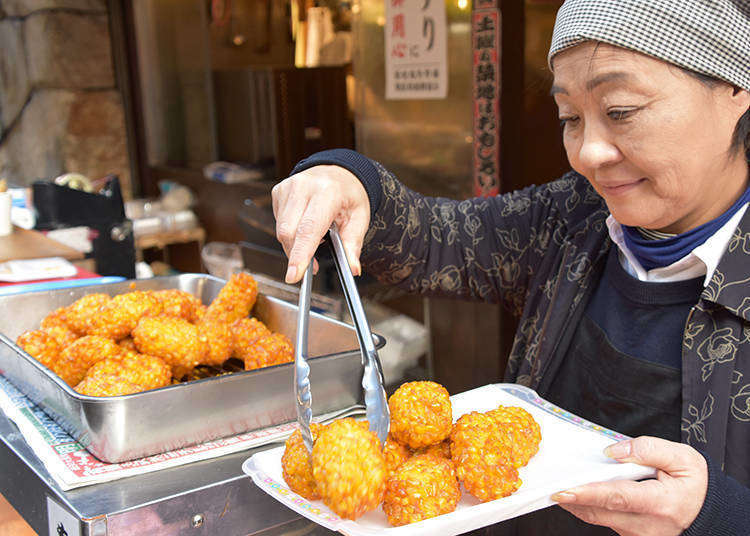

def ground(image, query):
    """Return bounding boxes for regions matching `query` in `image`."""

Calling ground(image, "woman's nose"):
[576,124,621,170]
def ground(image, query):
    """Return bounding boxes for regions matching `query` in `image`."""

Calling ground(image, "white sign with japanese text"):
[384,0,448,100]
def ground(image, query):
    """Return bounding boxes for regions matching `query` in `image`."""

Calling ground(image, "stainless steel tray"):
[0,274,384,463]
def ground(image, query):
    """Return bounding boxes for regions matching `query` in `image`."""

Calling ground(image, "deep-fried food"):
[312,418,386,519]
[242,333,293,371]
[57,335,122,386]
[383,435,412,477]
[42,324,78,349]
[118,337,138,353]
[231,317,271,361]
[40,307,70,330]
[88,291,161,340]
[197,320,233,366]
[281,423,325,500]
[151,289,203,322]
[414,439,451,461]
[75,352,172,396]
[388,381,453,449]
[63,293,110,335]
[132,316,206,379]
[16,330,60,369]
[382,454,461,526]
[203,272,258,325]
[450,411,521,502]
[487,406,541,468]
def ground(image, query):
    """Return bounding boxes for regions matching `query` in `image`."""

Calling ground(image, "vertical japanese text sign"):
[472,0,501,196]
[385,0,448,100]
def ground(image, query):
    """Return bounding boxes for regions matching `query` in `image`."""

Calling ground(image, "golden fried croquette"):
[42,324,78,349]
[193,304,207,323]
[450,412,521,502]
[151,289,203,322]
[312,418,386,520]
[88,291,162,340]
[281,423,325,500]
[132,316,206,379]
[83,352,172,393]
[388,381,453,449]
[487,406,541,468]
[383,436,412,477]
[197,320,233,366]
[414,439,452,461]
[56,335,122,386]
[63,293,110,335]
[16,330,60,369]
[382,454,461,526]
[203,272,258,325]
[242,332,293,371]
[40,307,70,330]
[74,375,141,396]
[231,317,271,361]
[118,337,138,353]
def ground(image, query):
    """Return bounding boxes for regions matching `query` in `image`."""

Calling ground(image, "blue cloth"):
[622,185,750,271]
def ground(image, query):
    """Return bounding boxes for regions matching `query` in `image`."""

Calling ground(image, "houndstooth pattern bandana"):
[548,0,750,91]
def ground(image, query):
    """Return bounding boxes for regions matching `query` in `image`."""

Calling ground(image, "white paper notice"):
[385,0,448,100]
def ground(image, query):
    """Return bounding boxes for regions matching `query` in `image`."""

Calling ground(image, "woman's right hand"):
[272,165,370,284]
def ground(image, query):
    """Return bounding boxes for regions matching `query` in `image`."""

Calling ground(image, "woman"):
[272,1,750,534]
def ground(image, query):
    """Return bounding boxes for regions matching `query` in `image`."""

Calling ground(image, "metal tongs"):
[294,224,390,453]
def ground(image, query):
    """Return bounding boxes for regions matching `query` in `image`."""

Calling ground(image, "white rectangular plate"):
[242,383,656,536]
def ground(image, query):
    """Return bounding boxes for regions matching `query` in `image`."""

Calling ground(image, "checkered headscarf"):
[548,0,750,91]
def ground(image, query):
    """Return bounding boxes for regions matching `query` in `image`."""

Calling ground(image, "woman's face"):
[552,42,749,233]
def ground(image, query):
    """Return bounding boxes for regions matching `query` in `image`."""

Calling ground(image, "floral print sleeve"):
[360,159,605,316]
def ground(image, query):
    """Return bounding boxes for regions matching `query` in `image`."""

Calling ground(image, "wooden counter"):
[0,227,84,263]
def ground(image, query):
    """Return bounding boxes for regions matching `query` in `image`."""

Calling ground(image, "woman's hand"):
[551,436,708,536]
[272,165,370,284]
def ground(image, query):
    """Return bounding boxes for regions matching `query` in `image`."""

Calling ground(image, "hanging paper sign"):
[472,0,501,196]
[384,0,448,100]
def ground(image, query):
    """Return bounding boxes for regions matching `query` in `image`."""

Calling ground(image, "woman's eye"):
[607,108,637,121]
[559,116,579,128]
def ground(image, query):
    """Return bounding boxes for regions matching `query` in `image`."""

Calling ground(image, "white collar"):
[606,203,749,286]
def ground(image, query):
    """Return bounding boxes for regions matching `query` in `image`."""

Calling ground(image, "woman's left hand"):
[551,436,708,536]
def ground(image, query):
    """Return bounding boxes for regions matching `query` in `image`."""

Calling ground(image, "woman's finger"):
[275,183,315,258]
[552,479,663,515]
[285,194,338,283]
[604,436,703,476]
[336,208,370,276]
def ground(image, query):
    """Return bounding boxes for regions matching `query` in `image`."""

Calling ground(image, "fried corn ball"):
[16,330,60,369]
[450,412,521,502]
[119,337,138,353]
[312,418,386,520]
[383,436,413,477]
[74,375,141,396]
[231,317,271,361]
[40,307,70,330]
[132,316,206,379]
[88,291,162,340]
[42,324,78,349]
[487,406,541,468]
[197,320,233,366]
[193,304,207,323]
[281,423,325,500]
[388,381,453,449]
[414,439,452,461]
[56,335,122,386]
[383,454,461,526]
[63,293,111,335]
[242,332,293,371]
[83,352,172,392]
[203,272,258,325]
[152,289,203,322]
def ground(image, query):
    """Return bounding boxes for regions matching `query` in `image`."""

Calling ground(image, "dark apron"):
[463,312,682,536]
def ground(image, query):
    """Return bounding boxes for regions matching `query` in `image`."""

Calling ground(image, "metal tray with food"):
[0,273,383,463]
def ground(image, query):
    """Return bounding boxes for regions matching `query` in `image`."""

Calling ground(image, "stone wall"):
[0,0,131,196]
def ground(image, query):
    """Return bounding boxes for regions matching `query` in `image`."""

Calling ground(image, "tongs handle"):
[294,262,314,453]
[328,224,390,446]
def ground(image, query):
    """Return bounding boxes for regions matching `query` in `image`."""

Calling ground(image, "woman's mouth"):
[599,178,647,196]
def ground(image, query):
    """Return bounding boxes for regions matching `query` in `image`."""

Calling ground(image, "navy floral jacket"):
[292,150,750,533]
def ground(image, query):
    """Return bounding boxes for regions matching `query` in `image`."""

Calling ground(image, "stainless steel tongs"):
[293,224,390,453]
